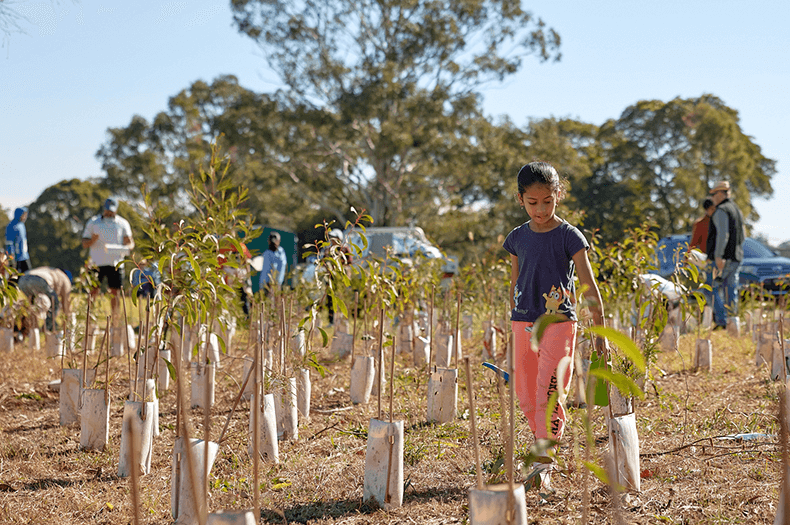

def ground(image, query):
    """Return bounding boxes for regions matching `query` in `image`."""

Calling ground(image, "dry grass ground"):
[0,314,785,524]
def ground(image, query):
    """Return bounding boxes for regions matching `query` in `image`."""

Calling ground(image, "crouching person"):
[16,267,72,332]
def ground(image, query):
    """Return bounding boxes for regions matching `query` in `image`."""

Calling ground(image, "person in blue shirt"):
[5,207,31,273]
[132,259,161,299]
[258,231,287,296]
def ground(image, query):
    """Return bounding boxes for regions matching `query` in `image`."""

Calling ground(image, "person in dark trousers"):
[706,181,745,330]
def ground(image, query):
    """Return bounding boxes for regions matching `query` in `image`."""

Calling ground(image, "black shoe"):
[713,324,726,331]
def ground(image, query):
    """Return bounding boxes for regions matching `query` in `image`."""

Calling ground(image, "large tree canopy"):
[549,95,776,243]
[230,0,561,227]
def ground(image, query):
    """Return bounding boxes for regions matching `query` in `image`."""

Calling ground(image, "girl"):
[503,161,608,490]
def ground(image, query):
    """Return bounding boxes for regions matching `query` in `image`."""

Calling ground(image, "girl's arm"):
[509,254,519,311]
[572,248,605,327]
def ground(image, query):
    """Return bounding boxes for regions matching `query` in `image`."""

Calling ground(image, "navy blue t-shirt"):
[503,220,589,323]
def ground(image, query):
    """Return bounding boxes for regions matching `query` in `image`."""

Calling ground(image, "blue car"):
[655,234,790,295]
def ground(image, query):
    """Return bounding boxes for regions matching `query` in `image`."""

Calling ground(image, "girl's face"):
[518,183,559,230]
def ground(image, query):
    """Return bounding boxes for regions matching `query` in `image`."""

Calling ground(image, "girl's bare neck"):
[529,216,563,233]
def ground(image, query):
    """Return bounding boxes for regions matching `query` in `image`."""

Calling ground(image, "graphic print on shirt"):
[542,284,569,315]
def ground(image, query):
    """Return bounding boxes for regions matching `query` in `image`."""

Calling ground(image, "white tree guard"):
[28,328,40,351]
[413,336,430,367]
[190,363,215,410]
[297,368,311,421]
[468,483,528,525]
[350,356,375,405]
[59,368,96,426]
[695,339,712,372]
[727,316,741,338]
[363,419,404,510]
[275,377,299,441]
[158,348,172,392]
[118,400,155,478]
[433,333,453,368]
[427,367,457,424]
[170,437,219,524]
[207,510,256,525]
[248,392,279,464]
[291,329,306,357]
[80,388,109,451]
[607,411,641,492]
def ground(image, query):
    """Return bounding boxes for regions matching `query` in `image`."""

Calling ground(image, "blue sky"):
[1,1,788,245]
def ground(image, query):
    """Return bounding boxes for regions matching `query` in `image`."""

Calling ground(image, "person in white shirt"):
[17,266,72,331]
[81,197,134,322]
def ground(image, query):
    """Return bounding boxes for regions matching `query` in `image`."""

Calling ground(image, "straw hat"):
[709,181,730,194]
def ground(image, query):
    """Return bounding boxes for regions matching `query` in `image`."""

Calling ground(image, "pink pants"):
[512,320,577,441]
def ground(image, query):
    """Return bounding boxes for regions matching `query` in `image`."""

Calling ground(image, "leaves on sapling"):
[588,326,645,374]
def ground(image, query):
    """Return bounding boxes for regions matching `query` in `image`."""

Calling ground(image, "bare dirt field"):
[0,318,784,524]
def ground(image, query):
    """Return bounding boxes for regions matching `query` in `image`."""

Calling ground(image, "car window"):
[743,238,775,259]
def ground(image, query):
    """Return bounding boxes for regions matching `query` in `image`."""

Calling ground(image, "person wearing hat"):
[82,197,134,322]
[4,206,31,273]
[705,181,745,330]
[258,231,288,296]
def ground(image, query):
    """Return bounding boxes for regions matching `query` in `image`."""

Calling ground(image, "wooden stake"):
[780,386,790,523]
[128,409,141,525]
[454,291,462,369]
[389,310,396,423]
[175,317,206,525]
[465,357,484,490]
[104,316,111,405]
[780,314,786,382]
[120,288,133,400]
[351,291,359,367]
[81,294,92,392]
[254,305,262,523]
[377,306,384,421]
[428,285,435,371]
[507,331,515,523]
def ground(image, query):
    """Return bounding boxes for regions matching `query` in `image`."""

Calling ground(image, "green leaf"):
[318,327,329,347]
[588,326,646,374]
[336,297,348,319]
[530,313,570,351]
[588,367,645,400]
[163,358,177,381]
[583,460,609,484]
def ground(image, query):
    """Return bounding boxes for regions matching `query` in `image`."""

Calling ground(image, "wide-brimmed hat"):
[709,181,730,194]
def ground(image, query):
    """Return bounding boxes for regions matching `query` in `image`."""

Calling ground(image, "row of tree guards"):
[33,279,638,525]
[34,286,790,523]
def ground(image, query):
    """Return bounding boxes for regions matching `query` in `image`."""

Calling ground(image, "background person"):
[4,207,31,273]
[689,198,715,252]
[81,198,134,323]
[689,198,716,308]
[705,180,745,330]
[16,266,72,332]
[258,231,287,297]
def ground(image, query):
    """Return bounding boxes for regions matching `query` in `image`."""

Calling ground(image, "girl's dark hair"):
[517,161,564,194]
